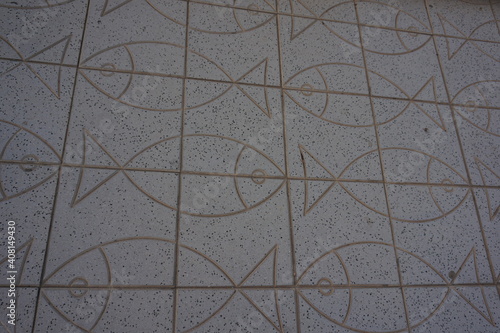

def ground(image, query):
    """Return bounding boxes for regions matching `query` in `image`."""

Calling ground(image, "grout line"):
[29,0,92,332]
[17,282,500,290]
[353,1,412,331]
[275,4,302,332]
[3,160,500,188]
[185,0,500,44]
[4,56,498,110]
[423,0,499,288]
[171,1,191,331]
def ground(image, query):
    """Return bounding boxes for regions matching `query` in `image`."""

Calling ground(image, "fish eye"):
[440,178,455,192]
[247,4,261,13]
[301,83,314,96]
[69,277,89,297]
[464,100,477,113]
[99,63,117,77]
[19,154,40,172]
[251,169,267,184]
[407,26,420,37]
[317,277,335,296]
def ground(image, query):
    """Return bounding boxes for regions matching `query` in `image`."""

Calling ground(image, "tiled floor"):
[0,0,499,332]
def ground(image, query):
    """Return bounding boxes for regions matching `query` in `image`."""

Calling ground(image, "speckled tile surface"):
[0,0,499,332]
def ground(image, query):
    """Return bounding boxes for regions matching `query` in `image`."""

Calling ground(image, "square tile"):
[63,73,182,169]
[0,1,87,64]
[434,36,499,100]
[392,187,492,283]
[363,28,448,103]
[43,167,178,286]
[176,288,296,332]
[178,174,292,286]
[183,80,284,176]
[427,0,499,42]
[289,180,393,278]
[454,102,500,186]
[279,13,364,81]
[1,62,77,158]
[356,0,431,31]
[188,2,280,85]
[284,91,382,180]
[375,101,469,184]
[473,188,500,281]
[82,0,186,66]
[406,286,500,332]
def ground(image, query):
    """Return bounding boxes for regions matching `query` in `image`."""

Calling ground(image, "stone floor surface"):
[0,0,500,332]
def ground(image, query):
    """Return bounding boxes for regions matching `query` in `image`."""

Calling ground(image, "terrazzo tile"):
[284,90,382,180]
[0,162,57,286]
[277,0,357,21]
[405,286,500,333]
[427,0,499,42]
[43,167,178,286]
[178,174,292,286]
[362,27,449,103]
[81,0,186,68]
[0,0,87,65]
[433,36,499,102]
[187,2,280,85]
[392,187,492,283]
[35,288,174,332]
[278,12,364,80]
[375,101,469,184]
[289,180,393,278]
[0,61,77,158]
[0,287,37,331]
[1,0,499,331]
[356,0,431,31]
[63,73,182,169]
[183,80,284,176]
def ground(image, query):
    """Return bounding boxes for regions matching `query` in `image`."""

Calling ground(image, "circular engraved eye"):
[464,100,477,113]
[100,63,117,77]
[440,178,454,192]
[247,4,261,13]
[317,278,335,296]
[69,277,89,297]
[407,26,420,37]
[251,169,267,184]
[301,83,314,96]
[19,154,40,172]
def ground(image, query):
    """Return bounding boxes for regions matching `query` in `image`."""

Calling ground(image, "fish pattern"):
[1,0,499,332]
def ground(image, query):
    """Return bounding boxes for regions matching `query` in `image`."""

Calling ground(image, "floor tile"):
[427,0,499,42]
[392,188,492,282]
[1,62,77,158]
[1,0,499,332]
[188,3,280,85]
[0,0,87,65]
[43,167,178,286]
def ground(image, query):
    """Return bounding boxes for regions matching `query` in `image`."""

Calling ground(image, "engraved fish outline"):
[41,237,284,332]
[299,145,470,222]
[0,120,61,202]
[284,63,447,130]
[72,130,285,217]
[297,241,495,332]
[79,41,273,117]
